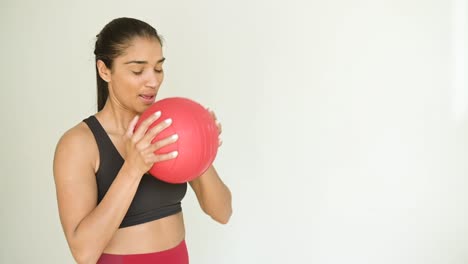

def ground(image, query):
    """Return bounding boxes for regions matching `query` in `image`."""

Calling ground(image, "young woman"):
[53,17,232,264]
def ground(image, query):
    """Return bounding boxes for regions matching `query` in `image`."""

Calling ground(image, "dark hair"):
[94,17,162,111]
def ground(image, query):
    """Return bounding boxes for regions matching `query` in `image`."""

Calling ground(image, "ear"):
[97,60,111,82]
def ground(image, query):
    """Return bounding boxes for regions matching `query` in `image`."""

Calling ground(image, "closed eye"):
[132,71,143,75]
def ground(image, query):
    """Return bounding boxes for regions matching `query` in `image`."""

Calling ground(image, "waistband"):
[97,240,189,264]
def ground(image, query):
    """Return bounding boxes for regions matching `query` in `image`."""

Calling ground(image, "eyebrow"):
[124,57,166,65]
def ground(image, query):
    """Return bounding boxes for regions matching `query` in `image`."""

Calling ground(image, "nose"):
[146,71,161,88]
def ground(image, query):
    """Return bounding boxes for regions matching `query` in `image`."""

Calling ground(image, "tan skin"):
[53,37,232,264]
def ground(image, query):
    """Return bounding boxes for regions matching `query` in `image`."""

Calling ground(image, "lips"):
[139,94,156,104]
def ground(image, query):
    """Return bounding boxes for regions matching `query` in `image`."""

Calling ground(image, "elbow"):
[213,213,231,225]
[199,191,233,225]
[70,243,102,264]
[72,250,101,264]
[208,207,233,225]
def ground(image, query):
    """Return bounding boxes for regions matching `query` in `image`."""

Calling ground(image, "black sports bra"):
[83,116,187,228]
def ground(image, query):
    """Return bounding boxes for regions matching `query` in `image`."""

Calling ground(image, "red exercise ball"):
[135,97,219,183]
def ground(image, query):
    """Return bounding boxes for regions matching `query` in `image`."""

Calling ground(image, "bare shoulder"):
[56,121,94,149]
[54,120,98,178]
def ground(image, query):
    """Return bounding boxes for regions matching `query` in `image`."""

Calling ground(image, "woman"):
[53,17,232,264]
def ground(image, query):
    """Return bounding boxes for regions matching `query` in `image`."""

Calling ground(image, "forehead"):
[117,37,163,63]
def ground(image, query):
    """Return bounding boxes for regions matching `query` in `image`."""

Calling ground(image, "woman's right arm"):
[53,113,177,264]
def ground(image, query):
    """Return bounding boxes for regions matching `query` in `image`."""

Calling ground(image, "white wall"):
[1,0,468,263]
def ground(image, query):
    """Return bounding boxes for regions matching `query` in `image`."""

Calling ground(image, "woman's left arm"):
[190,165,232,224]
[189,108,232,224]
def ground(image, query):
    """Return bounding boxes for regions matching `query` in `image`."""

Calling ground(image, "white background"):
[1,0,468,263]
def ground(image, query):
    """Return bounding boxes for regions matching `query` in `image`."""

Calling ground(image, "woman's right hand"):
[124,111,178,176]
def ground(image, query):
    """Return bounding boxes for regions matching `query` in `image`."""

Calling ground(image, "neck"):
[97,98,138,135]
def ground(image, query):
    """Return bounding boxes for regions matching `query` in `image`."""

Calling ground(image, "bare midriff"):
[102,212,185,254]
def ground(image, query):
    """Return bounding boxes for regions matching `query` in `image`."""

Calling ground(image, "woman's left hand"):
[207,108,222,147]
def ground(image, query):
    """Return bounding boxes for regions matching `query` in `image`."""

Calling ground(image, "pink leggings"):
[97,240,189,264]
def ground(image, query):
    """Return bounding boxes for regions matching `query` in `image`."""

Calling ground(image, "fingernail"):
[154,111,161,117]
[172,134,179,140]
[172,151,178,157]
[165,118,172,124]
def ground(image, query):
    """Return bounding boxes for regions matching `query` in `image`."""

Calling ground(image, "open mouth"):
[139,94,156,104]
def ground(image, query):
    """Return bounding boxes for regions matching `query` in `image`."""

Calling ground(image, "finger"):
[147,133,179,153]
[206,108,221,132]
[125,115,140,138]
[216,121,222,134]
[140,118,173,146]
[133,111,162,141]
[210,109,217,120]
[150,150,179,163]
[206,106,217,118]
